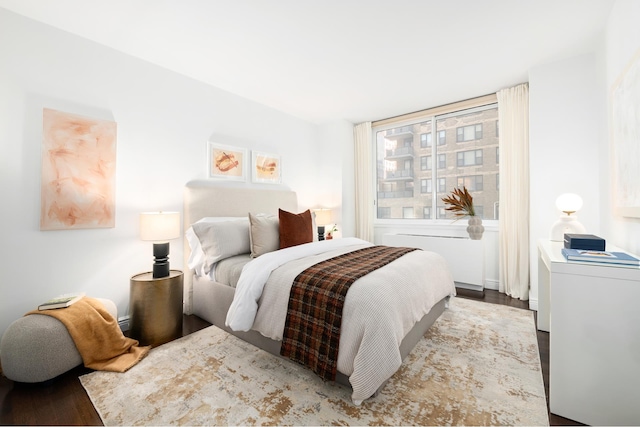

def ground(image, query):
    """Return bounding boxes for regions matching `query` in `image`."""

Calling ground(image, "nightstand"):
[129,270,183,346]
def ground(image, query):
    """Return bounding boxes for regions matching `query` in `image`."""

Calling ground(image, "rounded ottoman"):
[0,298,117,383]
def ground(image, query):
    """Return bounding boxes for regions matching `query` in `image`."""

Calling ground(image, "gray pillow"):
[248,213,279,257]
[191,219,250,273]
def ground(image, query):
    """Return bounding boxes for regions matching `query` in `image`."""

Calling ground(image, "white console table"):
[537,239,640,425]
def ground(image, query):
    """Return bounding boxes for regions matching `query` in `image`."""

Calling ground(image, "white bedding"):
[226,237,456,404]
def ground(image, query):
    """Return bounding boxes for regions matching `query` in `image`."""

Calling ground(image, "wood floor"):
[0,290,581,426]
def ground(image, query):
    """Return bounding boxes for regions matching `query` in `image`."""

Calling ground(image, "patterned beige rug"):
[80,297,549,426]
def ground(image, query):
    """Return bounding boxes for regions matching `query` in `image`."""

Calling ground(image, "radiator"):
[382,233,485,291]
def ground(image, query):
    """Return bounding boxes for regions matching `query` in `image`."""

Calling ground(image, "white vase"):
[467,216,484,240]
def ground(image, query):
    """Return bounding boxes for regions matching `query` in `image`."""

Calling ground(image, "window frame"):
[372,95,499,228]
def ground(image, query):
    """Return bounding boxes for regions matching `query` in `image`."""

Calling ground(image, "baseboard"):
[454,281,483,292]
[484,279,499,291]
[455,278,499,293]
[118,316,130,332]
[528,298,538,311]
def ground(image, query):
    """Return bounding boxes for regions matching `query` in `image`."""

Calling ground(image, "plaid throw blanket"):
[280,245,418,381]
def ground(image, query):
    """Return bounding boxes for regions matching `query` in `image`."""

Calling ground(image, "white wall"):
[528,53,602,308]
[316,119,354,237]
[0,10,329,338]
[529,0,640,307]
[602,0,640,254]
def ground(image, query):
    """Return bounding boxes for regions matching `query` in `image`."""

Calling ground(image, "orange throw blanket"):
[26,297,150,372]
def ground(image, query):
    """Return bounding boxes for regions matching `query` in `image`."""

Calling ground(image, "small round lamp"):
[550,193,586,241]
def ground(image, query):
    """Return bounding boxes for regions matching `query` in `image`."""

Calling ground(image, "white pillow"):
[187,217,248,275]
[311,211,318,242]
[248,213,279,257]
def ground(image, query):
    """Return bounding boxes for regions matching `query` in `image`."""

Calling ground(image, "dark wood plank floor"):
[0,290,581,425]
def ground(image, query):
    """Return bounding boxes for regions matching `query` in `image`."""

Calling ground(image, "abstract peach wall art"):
[40,108,117,230]
[251,151,281,184]
[207,142,247,181]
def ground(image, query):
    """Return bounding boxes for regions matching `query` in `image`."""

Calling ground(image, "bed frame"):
[183,180,447,391]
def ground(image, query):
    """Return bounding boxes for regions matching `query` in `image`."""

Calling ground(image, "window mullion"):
[430,117,437,218]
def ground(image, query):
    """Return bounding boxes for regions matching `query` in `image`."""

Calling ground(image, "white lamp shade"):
[140,212,180,241]
[314,208,332,226]
[556,193,583,214]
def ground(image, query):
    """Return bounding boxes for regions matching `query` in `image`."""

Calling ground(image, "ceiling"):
[0,0,615,124]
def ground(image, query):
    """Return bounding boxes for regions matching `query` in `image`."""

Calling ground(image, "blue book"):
[561,248,640,266]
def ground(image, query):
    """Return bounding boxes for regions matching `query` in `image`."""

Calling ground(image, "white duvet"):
[225,237,456,404]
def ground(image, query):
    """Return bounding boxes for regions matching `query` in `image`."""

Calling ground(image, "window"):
[378,207,391,218]
[457,175,483,191]
[421,178,431,193]
[402,207,414,218]
[457,149,483,167]
[423,155,432,170]
[421,133,431,148]
[374,99,499,221]
[456,124,483,142]
[420,156,429,171]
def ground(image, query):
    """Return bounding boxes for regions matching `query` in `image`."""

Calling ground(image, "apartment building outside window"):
[374,102,499,221]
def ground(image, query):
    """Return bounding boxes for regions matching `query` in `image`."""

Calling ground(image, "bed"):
[183,180,456,404]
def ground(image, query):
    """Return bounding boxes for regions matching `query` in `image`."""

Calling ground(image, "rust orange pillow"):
[279,209,313,249]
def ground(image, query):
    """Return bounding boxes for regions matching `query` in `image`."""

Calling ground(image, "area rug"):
[80,297,549,426]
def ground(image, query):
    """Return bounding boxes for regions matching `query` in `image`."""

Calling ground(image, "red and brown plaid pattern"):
[280,245,418,381]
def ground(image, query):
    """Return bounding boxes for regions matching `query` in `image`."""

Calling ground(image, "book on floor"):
[38,292,86,310]
[561,248,640,266]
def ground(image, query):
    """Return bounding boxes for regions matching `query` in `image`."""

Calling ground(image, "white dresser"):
[537,239,640,425]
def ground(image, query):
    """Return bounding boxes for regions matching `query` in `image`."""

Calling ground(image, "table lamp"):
[313,208,332,241]
[140,211,180,278]
[550,193,586,241]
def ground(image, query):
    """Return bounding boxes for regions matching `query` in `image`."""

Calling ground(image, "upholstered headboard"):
[182,180,298,313]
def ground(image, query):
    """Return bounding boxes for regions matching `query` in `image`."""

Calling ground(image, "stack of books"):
[561,248,640,268]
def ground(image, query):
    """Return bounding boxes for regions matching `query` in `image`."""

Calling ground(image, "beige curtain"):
[354,122,373,242]
[497,83,530,300]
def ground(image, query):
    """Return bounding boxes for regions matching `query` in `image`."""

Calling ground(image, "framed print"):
[611,48,640,217]
[207,142,247,181]
[41,108,117,230]
[252,151,282,184]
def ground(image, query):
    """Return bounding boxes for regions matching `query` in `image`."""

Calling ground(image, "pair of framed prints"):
[207,142,281,184]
